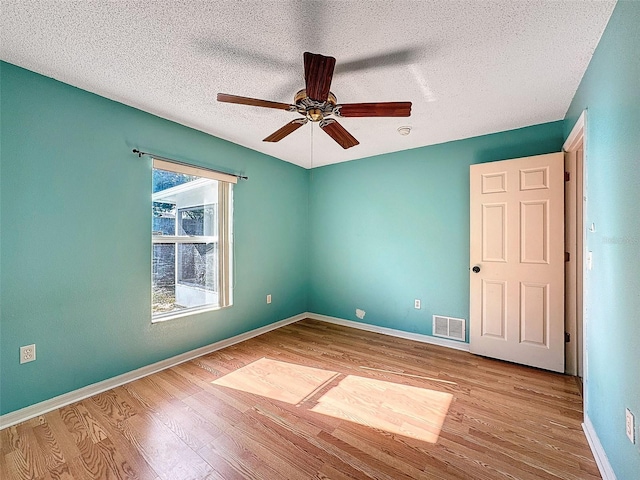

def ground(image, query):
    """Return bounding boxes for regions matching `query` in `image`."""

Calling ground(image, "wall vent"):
[432,315,466,341]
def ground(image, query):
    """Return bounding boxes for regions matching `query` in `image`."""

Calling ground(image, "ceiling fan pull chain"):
[310,121,314,169]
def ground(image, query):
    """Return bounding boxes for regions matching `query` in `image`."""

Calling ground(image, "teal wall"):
[565,1,640,478]
[0,62,309,415]
[308,122,564,337]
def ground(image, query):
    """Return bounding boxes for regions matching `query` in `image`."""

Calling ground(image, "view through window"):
[152,163,233,320]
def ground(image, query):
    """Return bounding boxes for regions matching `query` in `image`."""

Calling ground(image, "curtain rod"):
[132,149,248,180]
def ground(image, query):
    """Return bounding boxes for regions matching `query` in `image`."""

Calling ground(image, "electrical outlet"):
[626,408,635,444]
[20,344,36,364]
[266,294,272,304]
[414,299,421,309]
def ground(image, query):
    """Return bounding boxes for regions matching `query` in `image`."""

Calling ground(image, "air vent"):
[432,315,466,341]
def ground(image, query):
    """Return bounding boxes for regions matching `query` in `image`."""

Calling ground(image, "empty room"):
[1,1,638,479]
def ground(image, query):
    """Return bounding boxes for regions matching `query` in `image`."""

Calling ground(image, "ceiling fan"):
[217,52,412,149]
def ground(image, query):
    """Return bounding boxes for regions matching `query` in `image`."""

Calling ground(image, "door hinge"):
[565,171,571,182]
[565,252,570,262]
[565,332,571,343]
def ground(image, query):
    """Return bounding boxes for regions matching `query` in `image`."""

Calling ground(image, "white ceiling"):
[0,1,615,169]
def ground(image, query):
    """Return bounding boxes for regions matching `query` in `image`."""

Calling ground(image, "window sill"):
[151,304,232,324]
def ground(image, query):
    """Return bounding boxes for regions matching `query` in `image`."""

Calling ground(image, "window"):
[152,159,234,321]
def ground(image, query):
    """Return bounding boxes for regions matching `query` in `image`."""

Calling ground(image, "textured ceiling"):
[0,1,615,168]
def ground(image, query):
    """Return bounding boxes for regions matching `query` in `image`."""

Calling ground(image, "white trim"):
[563,110,589,415]
[152,235,218,243]
[0,313,305,429]
[583,415,617,480]
[150,302,230,323]
[153,158,238,184]
[563,110,586,152]
[308,313,470,352]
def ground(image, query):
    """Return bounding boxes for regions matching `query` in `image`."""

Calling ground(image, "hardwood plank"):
[81,396,160,479]
[46,462,78,480]
[330,426,437,479]
[4,421,49,479]
[74,436,138,479]
[197,437,281,480]
[121,412,213,480]
[122,380,222,451]
[0,319,600,479]
[32,419,67,471]
[40,410,83,462]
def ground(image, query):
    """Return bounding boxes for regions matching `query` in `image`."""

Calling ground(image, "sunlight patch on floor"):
[212,358,453,443]
[212,357,339,404]
[311,374,452,443]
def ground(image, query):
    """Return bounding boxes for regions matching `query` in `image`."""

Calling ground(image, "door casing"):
[564,112,586,382]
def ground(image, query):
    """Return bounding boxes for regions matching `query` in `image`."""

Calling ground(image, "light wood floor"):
[1,319,599,479]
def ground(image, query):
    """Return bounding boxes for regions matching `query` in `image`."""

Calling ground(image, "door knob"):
[472,265,481,273]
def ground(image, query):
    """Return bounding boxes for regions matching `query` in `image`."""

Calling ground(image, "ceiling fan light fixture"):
[397,125,412,136]
[307,108,324,122]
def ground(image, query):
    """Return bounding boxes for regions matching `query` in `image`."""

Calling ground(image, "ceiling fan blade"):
[319,119,359,149]
[263,119,308,142]
[304,52,336,102]
[217,93,295,111]
[335,102,412,117]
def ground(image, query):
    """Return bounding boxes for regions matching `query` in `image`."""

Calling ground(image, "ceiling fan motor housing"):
[294,89,337,122]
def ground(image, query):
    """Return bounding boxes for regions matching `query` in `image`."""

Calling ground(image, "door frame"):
[563,111,587,393]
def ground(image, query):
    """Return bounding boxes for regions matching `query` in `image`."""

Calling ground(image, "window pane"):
[153,169,197,193]
[177,243,218,290]
[153,203,176,235]
[152,243,178,314]
[178,205,217,237]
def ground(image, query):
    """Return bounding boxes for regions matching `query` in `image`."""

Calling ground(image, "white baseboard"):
[583,414,617,480]
[0,313,306,429]
[307,313,470,352]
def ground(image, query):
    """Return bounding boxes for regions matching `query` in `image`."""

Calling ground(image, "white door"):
[469,153,565,372]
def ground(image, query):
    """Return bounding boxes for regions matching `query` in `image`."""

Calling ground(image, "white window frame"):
[152,158,234,322]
